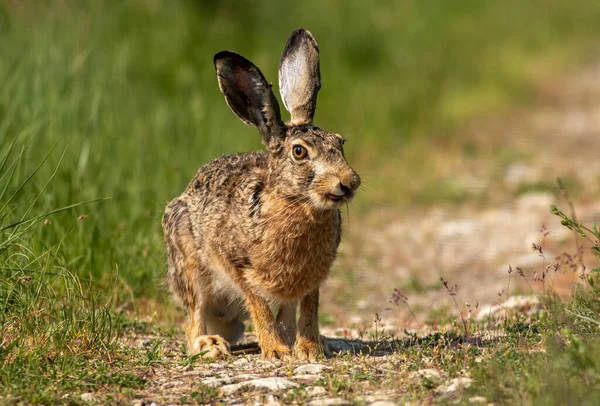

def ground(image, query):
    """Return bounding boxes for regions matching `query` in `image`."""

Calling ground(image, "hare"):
[162,28,360,361]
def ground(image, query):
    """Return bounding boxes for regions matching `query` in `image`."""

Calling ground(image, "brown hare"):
[162,28,360,361]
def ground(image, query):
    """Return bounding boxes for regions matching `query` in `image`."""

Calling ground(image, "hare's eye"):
[292,145,308,160]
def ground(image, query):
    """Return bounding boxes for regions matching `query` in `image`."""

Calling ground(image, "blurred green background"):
[2,0,600,303]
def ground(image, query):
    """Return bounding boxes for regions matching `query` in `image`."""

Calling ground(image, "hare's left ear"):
[215,51,284,148]
[278,28,321,126]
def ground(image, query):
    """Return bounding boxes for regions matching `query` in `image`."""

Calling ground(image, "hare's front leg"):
[295,288,328,361]
[243,288,292,360]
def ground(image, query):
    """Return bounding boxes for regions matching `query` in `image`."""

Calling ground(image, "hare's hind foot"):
[188,335,232,360]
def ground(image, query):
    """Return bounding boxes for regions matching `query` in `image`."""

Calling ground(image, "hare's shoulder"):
[185,151,268,195]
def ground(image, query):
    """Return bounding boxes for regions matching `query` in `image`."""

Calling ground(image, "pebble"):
[221,377,299,394]
[306,386,327,397]
[306,398,350,406]
[411,368,442,382]
[436,377,473,395]
[294,364,329,375]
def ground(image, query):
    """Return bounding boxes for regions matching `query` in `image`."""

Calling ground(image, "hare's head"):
[214,28,360,210]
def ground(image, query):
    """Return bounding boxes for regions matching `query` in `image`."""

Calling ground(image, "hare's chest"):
[248,211,341,301]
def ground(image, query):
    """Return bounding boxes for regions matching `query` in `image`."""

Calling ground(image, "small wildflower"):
[440,277,458,296]
[389,288,408,306]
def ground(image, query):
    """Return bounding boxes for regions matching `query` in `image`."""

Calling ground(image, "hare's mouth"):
[325,192,354,203]
[326,194,344,202]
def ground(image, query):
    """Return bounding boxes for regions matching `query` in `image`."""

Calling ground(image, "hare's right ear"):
[214,51,283,147]
[278,28,321,126]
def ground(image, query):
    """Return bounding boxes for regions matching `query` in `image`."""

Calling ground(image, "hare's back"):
[185,151,268,205]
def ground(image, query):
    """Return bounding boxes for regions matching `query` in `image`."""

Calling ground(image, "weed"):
[144,339,164,366]
[189,385,222,404]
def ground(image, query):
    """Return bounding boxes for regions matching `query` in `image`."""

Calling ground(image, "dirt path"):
[114,62,600,405]
[324,61,600,332]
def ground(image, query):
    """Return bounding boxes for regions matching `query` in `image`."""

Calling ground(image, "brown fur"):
[162,28,360,361]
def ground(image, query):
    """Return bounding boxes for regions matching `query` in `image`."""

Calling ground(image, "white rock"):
[469,396,487,404]
[306,398,350,406]
[436,377,473,395]
[295,374,326,381]
[411,368,442,382]
[201,376,236,387]
[221,377,299,394]
[477,295,541,320]
[368,401,396,406]
[233,357,250,366]
[294,364,329,375]
[306,386,327,397]
[80,393,95,402]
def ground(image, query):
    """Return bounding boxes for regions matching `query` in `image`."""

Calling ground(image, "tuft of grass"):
[462,187,600,404]
[0,138,128,403]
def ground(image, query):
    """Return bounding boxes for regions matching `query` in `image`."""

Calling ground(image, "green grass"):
[2,0,600,403]
[2,0,600,299]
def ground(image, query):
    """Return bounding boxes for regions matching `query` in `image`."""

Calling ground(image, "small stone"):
[306,398,350,406]
[221,377,299,395]
[306,386,327,397]
[294,374,324,381]
[436,377,473,395]
[294,364,329,375]
[80,393,95,402]
[411,369,442,382]
[201,376,236,387]
[368,401,396,406]
[469,396,487,404]
[233,357,250,366]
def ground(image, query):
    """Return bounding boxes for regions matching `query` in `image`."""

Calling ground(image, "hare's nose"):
[340,172,361,194]
[339,182,351,195]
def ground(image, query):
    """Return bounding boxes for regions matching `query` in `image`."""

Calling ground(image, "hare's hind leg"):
[162,199,232,359]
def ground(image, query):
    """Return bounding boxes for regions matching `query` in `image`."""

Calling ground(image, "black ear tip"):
[214,51,239,68]
[214,51,260,75]
[283,28,319,58]
[291,27,313,38]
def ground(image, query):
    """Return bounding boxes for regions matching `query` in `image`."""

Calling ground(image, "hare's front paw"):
[188,335,231,360]
[294,336,327,362]
[260,341,292,361]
